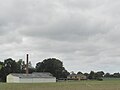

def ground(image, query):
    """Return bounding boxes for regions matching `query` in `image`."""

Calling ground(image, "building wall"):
[7,74,56,83]
[67,75,87,80]
[32,78,56,83]
[19,78,56,83]
[7,74,19,83]
[19,78,33,83]
[80,75,87,80]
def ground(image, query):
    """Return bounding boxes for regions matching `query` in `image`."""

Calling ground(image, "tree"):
[0,58,18,82]
[36,58,69,79]
[4,58,18,73]
[0,61,3,70]
[28,61,35,73]
[70,71,76,75]
[104,73,111,77]
[16,59,25,73]
[96,71,104,78]
[84,73,89,78]
[77,71,83,75]
[113,73,120,78]
[88,71,95,79]
[88,71,104,80]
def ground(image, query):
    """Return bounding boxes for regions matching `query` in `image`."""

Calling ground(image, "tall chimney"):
[26,54,29,74]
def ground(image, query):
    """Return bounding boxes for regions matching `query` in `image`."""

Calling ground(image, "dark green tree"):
[88,71,104,80]
[84,73,89,78]
[96,71,104,78]
[4,58,18,73]
[28,61,35,73]
[88,71,95,79]
[104,73,111,77]
[36,58,69,79]
[77,71,83,75]
[113,73,120,78]
[0,58,18,82]
[16,59,25,73]
[0,61,3,70]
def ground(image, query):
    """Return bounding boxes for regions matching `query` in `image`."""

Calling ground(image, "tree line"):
[75,71,120,80]
[0,58,69,82]
[0,58,120,82]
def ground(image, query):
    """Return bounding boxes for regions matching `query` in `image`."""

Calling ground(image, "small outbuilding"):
[7,72,56,83]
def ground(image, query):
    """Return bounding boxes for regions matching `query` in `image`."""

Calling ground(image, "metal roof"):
[10,72,55,78]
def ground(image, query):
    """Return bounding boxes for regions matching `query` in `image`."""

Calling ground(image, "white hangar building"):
[7,72,56,83]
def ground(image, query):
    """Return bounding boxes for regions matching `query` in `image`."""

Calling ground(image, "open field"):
[0,79,120,90]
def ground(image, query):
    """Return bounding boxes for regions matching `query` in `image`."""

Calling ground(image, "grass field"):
[0,79,120,90]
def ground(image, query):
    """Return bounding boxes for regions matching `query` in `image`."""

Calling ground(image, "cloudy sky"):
[0,0,120,73]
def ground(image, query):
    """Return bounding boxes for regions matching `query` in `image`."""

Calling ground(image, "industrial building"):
[7,54,56,83]
[7,72,56,83]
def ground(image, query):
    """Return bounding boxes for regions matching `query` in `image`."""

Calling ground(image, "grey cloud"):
[20,11,110,42]
[61,0,105,10]
[0,32,22,44]
[0,0,120,73]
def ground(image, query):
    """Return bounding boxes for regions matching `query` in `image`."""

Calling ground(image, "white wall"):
[32,78,56,83]
[7,74,19,83]
[19,78,33,83]
[7,74,56,83]
[19,78,56,83]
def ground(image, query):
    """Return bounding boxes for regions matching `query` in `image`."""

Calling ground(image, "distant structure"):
[26,54,29,75]
[7,72,56,83]
[67,74,87,80]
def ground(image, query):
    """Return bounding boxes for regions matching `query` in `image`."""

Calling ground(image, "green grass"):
[0,79,120,90]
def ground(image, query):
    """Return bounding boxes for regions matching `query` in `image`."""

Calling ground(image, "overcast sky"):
[0,0,120,73]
